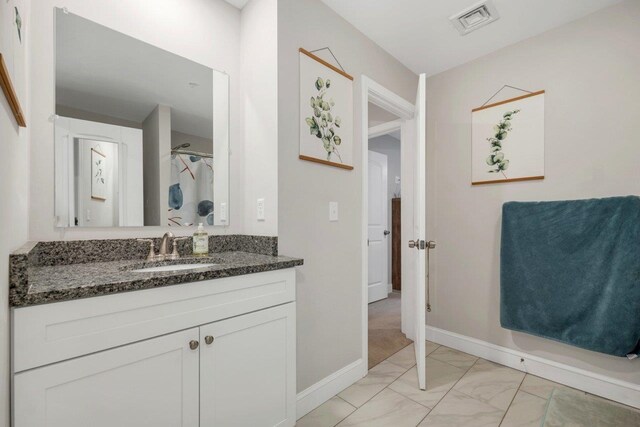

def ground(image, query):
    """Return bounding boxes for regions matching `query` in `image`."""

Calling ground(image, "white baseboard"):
[296,358,365,419]
[426,325,640,409]
[368,283,389,303]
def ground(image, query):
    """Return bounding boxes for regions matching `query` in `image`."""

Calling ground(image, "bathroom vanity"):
[8,5,301,425]
[9,237,302,427]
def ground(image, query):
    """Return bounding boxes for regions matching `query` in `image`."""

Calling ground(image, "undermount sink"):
[132,263,216,273]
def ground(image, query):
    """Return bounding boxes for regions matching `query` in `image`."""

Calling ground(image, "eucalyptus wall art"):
[299,48,354,170]
[471,90,545,185]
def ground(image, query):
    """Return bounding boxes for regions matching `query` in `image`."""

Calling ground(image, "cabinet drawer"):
[13,269,295,372]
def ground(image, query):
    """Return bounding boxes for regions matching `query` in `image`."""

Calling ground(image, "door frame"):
[361,76,415,376]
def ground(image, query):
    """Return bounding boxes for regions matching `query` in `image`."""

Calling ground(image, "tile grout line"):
[385,354,470,411]
[497,370,528,426]
[330,395,357,427]
[335,394,357,410]
[416,357,485,425]
[338,346,500,426]
[338,361,413,415]
[385,359,414,371]
[516,387,550,402]
[385,349,486,425]
[337,346,439,426]
[428,347,478,373]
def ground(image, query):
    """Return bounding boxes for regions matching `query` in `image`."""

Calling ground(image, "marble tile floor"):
[297,342,640,427]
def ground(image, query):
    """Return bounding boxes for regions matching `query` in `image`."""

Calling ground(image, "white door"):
[199,303,296,427]
[368,150,390,303]
[13,328,200,427]
[409,74,428,390]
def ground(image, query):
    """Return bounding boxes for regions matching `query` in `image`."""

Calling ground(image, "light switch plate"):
[257,198,265,221]
[329,202,338,221]
[220,202,227,222]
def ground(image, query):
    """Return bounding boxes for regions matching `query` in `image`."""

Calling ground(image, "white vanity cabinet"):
[12,269,297,427]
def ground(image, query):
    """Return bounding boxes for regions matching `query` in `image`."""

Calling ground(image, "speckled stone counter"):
[9,236,302,307]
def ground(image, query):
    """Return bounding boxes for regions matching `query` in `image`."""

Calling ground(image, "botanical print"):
[305,77,343,161]
[471,91,545,184]
[486,110,519,178]
[14,6,22,43]
[1,0,27,116]
[168,154,214,226]
[299,49,353,169]
[90,148,107,200]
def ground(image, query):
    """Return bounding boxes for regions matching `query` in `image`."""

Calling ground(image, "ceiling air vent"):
[450,1,500,36]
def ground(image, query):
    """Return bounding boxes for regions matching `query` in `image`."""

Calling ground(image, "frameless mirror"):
[53,8,229,227]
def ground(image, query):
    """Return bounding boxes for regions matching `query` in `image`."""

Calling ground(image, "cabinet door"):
[200,303,296,427]
[14,328,200,427]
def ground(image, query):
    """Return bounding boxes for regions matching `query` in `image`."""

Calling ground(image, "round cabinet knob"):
[383,230,391,236]
[189,340,199,350]
[204,335,214,345]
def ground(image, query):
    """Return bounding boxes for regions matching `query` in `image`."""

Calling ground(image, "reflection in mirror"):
[53,8,229,228]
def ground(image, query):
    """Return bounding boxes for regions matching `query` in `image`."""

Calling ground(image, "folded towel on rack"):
[500,196,640,357]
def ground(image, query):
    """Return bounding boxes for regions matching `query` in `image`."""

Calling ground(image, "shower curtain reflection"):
[168,154,214,226]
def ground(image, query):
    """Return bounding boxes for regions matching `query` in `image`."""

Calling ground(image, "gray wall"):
[369,135,401,287]
[278,0,417,392]
[426,0,640,385]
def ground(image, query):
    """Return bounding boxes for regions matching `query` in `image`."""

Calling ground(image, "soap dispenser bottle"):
[193,223,209,257]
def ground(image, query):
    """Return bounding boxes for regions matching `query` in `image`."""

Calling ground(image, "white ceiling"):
[56,10,214,139]
[320,0,623,76]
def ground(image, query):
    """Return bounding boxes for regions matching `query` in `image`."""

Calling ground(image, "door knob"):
[383,230,390,236]
[427,240,436,249]
[189,340,199,350]
[408,239,425,249]
[204,335,214,345]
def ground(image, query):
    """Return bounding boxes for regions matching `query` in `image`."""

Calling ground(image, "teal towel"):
[500,196,640,357]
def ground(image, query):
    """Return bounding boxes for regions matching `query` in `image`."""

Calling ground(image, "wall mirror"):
[53,8,230,228]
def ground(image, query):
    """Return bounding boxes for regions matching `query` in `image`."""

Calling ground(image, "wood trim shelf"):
[472,90,545,113]
[472,175,544,186]
[299,155,354,170]
[299,48,353,81]
[0,53,26,127]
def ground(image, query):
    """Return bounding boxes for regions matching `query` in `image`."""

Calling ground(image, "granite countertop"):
[9,236,303,307]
